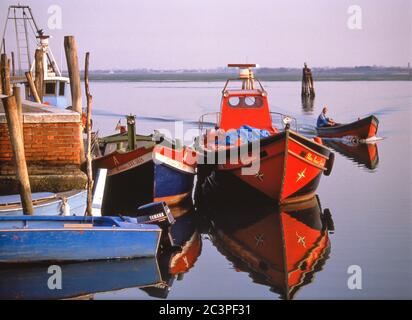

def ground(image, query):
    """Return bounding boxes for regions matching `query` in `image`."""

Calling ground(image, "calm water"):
[89,80,412,300]
[3,81,410,300]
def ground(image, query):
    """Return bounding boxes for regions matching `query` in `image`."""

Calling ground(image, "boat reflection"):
[198,188,333,299]
[141,208,202,299]
[0,209,202,300]
[322,139,379,170]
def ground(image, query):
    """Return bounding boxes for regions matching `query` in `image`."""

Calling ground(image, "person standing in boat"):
[317,106,336,127]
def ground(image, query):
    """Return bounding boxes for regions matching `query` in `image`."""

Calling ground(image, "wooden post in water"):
[301,63,315,98]
[64,36,85,164]
[25,72,42,103]
[0,56,34,215]
[84,52,93,216]
[34,49,44,102]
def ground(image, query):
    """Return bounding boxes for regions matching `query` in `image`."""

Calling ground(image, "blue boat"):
[0,189,87,216]
[0,216,162,263]
[0,257,163,299]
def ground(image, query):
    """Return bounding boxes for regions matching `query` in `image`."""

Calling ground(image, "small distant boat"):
[316,115,379,140]
[0,189,87,216]
[0,216,162,263]
[322,139,379,170]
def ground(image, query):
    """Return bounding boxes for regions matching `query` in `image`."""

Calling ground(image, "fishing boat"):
[322,139,379,170]
[316,115,379,140]
[200,192,333,300]
[0,189,87,216]
[0,257,163,299]
[93,115,196,216]
[196,64,334,205]
[1,5,70,108]
[0,215,162,263]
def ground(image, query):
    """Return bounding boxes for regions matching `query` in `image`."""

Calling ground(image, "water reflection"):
[301,96,315,114]
[197,178,333,300]
[0,208,202,300]
[322,139,379,171]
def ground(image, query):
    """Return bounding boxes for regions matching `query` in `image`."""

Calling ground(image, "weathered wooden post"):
[1,54,11,95]
[13,85,23,132]
[64,35,85,164]
[1,55,34,215]
[11,51,15,77]
[34,49,44,102]
[84,52,93,216]
[127,115,136,151]
[24,72,42,103]
[301,63,315,98]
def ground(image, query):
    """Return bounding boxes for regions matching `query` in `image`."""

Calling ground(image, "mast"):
[1,5,63,80]
[227,63,257,90]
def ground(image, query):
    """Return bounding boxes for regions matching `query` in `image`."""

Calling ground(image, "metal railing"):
[270,112,298,132]
[198,112,221,134]
[197,111,298,136]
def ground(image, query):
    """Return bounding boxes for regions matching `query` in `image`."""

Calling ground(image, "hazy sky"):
[1,0,411,69]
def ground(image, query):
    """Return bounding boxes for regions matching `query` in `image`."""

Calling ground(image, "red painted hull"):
[316,115,379,139]
[198,129,333,204]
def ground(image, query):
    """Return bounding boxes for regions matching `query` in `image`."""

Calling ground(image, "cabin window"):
[228,96,263,108]
[59,81,66,96]
[228,96,240,107]
[45,82,56,95]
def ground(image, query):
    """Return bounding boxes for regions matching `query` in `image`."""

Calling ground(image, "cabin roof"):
[224,89,265,97]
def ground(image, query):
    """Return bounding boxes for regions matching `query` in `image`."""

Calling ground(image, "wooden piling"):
[25,71,41,103]
[13,85,23,132]
[34,49,44,102]
[84,52,93,216]
[11,51,15,77]
[301,63,315,98]
[1,54,11,95]
[1,55,33,215]
[64,36,85,164]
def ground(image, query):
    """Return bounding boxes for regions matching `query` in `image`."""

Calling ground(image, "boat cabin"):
[219,64,274,132]
[25,35,69,108]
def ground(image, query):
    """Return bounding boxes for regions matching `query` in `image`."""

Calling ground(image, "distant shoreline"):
[77,67,412,82]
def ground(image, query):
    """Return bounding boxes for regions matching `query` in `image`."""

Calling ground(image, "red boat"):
[316,115,379,140]
[196,64,334,205]
[206,195,332,300]
[93,116,196,216]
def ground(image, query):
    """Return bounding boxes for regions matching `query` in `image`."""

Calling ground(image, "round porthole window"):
[228,96,240,107]
[245,96,256,106]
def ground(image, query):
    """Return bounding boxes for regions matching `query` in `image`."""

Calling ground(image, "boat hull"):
[0,190,87,216]
[197,130,333,204]
[94,146,195,216]
[0,216,161,263]
[316,115,379,139]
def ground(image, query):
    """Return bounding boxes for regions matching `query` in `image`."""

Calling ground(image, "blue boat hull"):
[154,162,195,202]
[0,258,161,299]
[0,190,87,216]
[102,160,194,216]
[0,216,161,263]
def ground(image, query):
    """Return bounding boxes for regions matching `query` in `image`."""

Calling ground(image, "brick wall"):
[0,122,81,165]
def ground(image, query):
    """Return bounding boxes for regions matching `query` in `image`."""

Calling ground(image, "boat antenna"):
[227,64,258,90]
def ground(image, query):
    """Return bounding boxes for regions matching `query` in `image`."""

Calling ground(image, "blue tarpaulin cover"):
[221,125,270,145]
